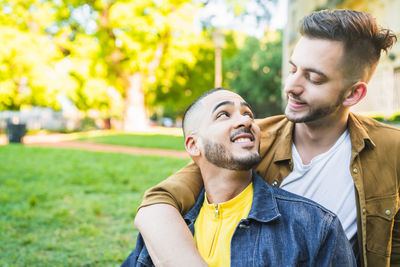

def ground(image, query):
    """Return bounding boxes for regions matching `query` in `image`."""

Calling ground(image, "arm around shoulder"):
[133,162,207,267]
[139,161,203,214]
[134,204,207,267]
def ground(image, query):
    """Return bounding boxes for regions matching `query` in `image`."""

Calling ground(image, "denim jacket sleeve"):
[121,233,154,267]
[315,215,357,266]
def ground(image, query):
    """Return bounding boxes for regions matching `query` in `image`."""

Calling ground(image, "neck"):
[198,164,252,204]
[293,110,349,164]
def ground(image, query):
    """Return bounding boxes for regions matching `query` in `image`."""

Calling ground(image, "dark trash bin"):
[7,121,26,143]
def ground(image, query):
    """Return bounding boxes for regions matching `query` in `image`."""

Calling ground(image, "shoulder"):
[350,114,400,157]
[256,115,291,135]
[351,113,400,137]
[253,174,336,220]
[256,115,293,155]
[269,186,343,240]
[271,186,336,218]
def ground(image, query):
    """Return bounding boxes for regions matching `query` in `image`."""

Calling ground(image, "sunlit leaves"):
[224,30,283,117]
[0,0,279,122]
[0,26,63,110]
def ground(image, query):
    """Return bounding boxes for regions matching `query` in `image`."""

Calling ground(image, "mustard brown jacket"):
[139,113,400,267]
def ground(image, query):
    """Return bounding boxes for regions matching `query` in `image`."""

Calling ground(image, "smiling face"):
[185,90,261,171]
[284,37,352,123]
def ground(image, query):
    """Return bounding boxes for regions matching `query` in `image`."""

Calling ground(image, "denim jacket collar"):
[184,171,281,226]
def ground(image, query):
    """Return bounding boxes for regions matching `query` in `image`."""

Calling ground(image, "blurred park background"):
[1,0,400,266]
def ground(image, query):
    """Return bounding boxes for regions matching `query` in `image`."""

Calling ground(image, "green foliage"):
[0,0,279,122]
[149,37,216,118]
[371,114,385,122]
[224,30,283,118]
[149,31,240,119]
[76,132,185,150]
[390,113,400,122]
[0,145,190,266]
[0,26,63,110]
[0,0,212,116]
[370,113,400,126]
[64,0,209,118]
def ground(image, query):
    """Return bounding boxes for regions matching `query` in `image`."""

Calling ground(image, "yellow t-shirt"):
[194,183,253,267]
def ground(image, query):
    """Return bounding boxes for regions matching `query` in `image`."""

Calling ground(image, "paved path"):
[0,134,189,159]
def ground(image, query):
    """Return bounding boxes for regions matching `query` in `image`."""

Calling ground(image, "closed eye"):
[306,72,324,85]
[288,61,297,74]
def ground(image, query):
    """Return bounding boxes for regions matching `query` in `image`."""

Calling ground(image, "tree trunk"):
[123,43,166,131]
[124,72,148,131]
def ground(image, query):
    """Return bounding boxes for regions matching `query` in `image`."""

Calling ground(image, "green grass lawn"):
[76,133,185,151]
[0,144,190,266]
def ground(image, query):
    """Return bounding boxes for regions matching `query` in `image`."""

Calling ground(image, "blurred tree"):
[0,1,67,110]
[0,0,279,125]
[195,0,280,118]
[224,30,283,118]
[0,0,213,130]
[46,0,201,130]
[0,26,63,110]
[149,31,238,120]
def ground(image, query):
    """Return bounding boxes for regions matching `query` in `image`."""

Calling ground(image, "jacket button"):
[362,208,366,215]
[272,180,278,187]
[385,209,391,216]
[353,168,358,174]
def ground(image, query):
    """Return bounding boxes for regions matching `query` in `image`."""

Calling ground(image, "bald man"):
[122,88,356,267]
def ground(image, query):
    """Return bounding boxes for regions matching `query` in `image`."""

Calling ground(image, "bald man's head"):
[182,88,230,138]
[182,88,261,171]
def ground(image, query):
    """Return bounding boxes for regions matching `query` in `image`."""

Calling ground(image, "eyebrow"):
[289,60,328,79]
[212,100,251,113]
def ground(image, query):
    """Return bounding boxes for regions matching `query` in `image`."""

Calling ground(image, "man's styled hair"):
[300,9,397,82]
[182,88,230,138]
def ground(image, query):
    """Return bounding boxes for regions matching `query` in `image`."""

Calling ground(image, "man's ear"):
[342,82,367,107]
[185,136,200,156]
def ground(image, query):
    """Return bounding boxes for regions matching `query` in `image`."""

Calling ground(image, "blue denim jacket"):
[122,172,356,266]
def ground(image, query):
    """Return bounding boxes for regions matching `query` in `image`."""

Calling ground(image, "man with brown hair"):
[134,9,399,267]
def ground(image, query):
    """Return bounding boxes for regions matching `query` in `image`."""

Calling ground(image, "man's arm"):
[135,162,206,266]
[139,161,204,213]
[134,204,207,267]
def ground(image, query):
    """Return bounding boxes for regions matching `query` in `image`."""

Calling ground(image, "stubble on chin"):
[204,141,261,171]
[285,102,341,123]
[285,88,346,123]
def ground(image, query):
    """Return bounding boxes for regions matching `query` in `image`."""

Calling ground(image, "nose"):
[233,113,252,129]
[283,72,304,96]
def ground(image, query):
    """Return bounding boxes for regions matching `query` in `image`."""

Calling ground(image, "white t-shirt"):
[280,130,357,239]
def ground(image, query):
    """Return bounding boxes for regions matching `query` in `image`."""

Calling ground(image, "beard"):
[203,139,261,171]
[285,89,346,123]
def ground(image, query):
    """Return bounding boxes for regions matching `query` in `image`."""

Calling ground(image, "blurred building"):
[283,0,400,117]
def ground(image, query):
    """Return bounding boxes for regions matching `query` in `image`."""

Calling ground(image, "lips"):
[230,129,255,144]
[287,97,307,109]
